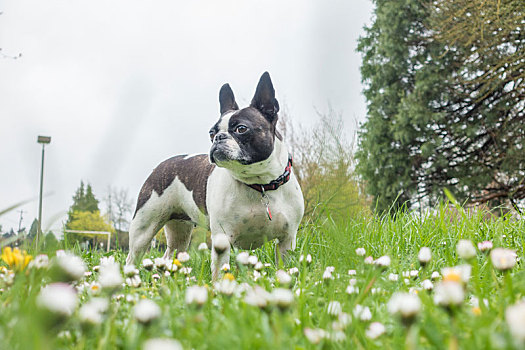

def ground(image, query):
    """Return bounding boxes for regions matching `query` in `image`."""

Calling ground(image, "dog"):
[126,72,304,280]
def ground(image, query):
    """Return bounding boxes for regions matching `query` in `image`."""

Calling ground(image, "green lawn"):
[1,206,524,349]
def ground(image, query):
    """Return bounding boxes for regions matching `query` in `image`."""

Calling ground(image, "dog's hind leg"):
[126,213,165,266]
[162,219,194,260]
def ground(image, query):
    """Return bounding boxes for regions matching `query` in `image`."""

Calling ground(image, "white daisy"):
[506,300,525,342]
[304,328,326,344]
[418,247,432,265]
[123,264,139,277]
[477,240,493,253]
[79,297,109,326]
[143,338,183,350]
[214,279,237,296]
[433,281,464,307]
[346,285,359,295]
[456,240,476,260]
[244,286,271,309]
[490,248,517,271]
[133,299,161,324]
[176,252,190,263]
[374,255,391,268]
[355,247,366,256]
[51,252,86,282]
[353,304,372,321]
[247,255,258,266]
[388,273,399,282]
[327,301,342,316]
[142,258,154,270]
[37,283,78,317]
[365,322,386,339]
[299,254,312,264]
[185,285,208,306]
[422,279,433,290]
[272,288,294,310]
[276,270,292,285]
[288,267,299,275]
[154,257,168,270]
[387,292,421,321]
[98,261,123,291]
[236,252,250,265]
[29,254,49,269]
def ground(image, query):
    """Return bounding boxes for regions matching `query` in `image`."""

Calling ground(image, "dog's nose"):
[215,133,228,142]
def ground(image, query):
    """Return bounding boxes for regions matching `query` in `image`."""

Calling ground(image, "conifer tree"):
[66,181,102,228]
[84,184,99,212]
[356,0,524,212]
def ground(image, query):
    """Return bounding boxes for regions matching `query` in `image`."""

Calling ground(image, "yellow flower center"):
[471,307,481,316]
[443,271,461,283]
[223,273,235,281]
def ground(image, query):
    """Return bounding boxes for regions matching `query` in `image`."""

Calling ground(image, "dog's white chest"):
[207,167,303,250]
[228,203,289,249]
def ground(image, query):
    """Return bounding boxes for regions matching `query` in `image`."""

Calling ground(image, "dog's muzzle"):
[209,143,228,164]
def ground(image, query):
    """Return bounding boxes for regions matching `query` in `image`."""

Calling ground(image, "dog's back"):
[133,154,215,224]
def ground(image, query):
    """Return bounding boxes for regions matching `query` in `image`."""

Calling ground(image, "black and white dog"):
[126,72,304,280]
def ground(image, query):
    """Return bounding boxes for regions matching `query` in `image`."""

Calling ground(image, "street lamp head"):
[37,136,51,144]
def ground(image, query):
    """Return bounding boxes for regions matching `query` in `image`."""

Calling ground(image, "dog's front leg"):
[211,233,231,281]
[275,233,297,267]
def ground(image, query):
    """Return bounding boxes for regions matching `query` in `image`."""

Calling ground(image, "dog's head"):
[209,72,280,171]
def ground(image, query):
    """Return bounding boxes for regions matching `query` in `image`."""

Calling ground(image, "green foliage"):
[43,232,59,250]
[66,210,114,233]
[66,181,103,230]
[356,0,430,213]
[27,219,38,239]
[285,110,370,222]
[68,181,99,216]
[64,210,114,248]
[356,0,524,213]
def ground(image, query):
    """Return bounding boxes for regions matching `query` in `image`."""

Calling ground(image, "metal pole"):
[37,143,45,247]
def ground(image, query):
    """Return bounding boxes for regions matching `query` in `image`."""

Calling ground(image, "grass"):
[1,204,524,349]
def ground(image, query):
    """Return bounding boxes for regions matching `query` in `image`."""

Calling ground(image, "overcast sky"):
[0,0,374,234]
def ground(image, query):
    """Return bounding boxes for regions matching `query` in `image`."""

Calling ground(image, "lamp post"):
[37,135,51,247]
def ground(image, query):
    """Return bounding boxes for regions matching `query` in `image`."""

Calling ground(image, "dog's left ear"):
[250,72,279,123]
[219,83,239,114]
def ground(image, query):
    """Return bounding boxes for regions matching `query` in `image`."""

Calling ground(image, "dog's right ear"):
[219,83,239,114]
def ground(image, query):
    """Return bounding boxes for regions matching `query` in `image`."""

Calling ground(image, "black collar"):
[246,155,293,193]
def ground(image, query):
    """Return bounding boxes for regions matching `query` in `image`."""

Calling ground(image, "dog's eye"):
[209,130,216,141]
[235,125,248,134]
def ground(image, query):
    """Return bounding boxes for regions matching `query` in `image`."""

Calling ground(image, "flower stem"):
[504,271,514,304]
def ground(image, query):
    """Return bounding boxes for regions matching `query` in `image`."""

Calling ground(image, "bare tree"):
[105,187,133,232]
[280,107,371,221]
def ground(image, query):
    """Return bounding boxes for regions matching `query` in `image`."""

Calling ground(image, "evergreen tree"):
[66,181,101,228]
[70,181,86,213]
[356,0,524,212]
[84,184,99,212]
[27,219,38,239]
[356,0,434,212]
